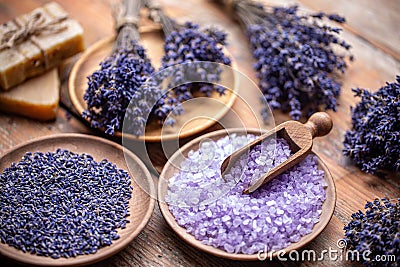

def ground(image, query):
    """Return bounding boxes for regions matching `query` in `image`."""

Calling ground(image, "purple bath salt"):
[166,134,326,254]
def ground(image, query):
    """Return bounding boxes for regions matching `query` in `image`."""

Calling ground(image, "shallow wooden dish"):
[0,134,155,266]
[69,29,238,142]
[159,128,336,261]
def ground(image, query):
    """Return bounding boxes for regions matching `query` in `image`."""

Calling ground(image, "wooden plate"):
[159,128,336,261]
[0,134,155,266]
[69,29,239,142]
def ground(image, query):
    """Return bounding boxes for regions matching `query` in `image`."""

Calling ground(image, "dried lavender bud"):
[344,198,400,266]
[0,149,132,259]
[230,1,352,120]
[343,76,400,174]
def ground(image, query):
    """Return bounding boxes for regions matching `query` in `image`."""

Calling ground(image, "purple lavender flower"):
[231,2,352,120]
[143,2,233,124]
[83,41,166,136]
[160,21,231,100]
[147,3,232,121]
[344,198,400,266]
[156,21,232,122]
[343,76,400,174]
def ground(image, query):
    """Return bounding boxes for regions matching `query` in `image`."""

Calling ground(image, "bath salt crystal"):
[233,218,242,227]
[205,209,213,217]
[224,243,235,253]
[166,134,326,254]
[222,215,231,222]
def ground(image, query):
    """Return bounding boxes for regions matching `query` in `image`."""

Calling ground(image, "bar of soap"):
[0,2,84,90]
[0,69,59,121]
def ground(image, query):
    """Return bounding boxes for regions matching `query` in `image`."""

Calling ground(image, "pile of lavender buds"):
[0,149,132,259]
[166,135,327,254]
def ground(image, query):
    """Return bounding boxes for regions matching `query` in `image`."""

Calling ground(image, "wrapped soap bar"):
[0,2,84,90]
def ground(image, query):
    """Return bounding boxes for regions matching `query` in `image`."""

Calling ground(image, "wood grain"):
[0,0,399,266]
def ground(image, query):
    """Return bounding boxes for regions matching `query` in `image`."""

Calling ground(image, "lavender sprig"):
[161,22,231,99]
[343,76,400,174]
[83,0,170,136]
[83,41,162,136]
[148,3,232,122]
[224,1,352,120]
[344,198,400,266]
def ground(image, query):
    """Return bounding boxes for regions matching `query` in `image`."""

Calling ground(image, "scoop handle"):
[304,112,332,138]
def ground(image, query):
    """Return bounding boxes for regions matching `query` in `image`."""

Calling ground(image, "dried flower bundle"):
[343,77,400,174]
[218,0,352,120]
[344,198,400,266]
[161,21,231,98]
[148,2,232,123]
[84,0,233,136]
[83,40,162,135]
[82,0,165,136]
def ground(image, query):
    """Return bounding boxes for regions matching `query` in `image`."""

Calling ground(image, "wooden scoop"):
[220,112,333,194]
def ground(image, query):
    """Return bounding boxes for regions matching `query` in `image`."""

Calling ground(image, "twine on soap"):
[0,10,68,50]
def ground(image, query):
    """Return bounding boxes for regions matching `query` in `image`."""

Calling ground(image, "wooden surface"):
[158,128,336,261]
[0,0,399,266]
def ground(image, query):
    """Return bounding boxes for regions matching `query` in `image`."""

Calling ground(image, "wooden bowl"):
[159,128,336,261]
[0,134,155,266]
[69,29,239,142]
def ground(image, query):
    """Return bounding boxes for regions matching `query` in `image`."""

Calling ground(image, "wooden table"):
[1,0,399,266]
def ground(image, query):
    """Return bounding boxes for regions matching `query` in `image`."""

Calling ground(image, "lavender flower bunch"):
[148,4,232,122]
[160,22,231,100]
[226,1,352,120]
[83,0,172,136]
[344,198,400,267]
[83,41,162,136]
[343,77,400,174]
